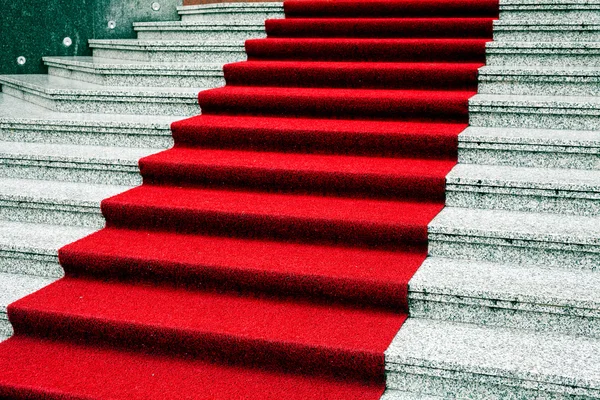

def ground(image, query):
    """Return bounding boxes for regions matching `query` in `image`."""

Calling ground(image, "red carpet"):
[0,0,497,398]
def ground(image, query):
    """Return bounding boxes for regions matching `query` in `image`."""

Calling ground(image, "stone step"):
[458,126,600,170]
[88,39,246,63]
[486,41,600,67]
[478,66,600,96]
[493,20,600,42]
[0,219,94,277]
[0,74,201,116]
[446,163,600,216]
[133,21,266,41]
[469,93,600,131]
[386,318,600,399]
[44,56,225,88]
[177,3,284,24]
[0,141,152,186]
[0,177,129,228]
[381,390,445,400]
[409,257,600,338]
[499,0,600,22]
[428,207,600,270]
[0,93,174,148]
[0,271,56,337]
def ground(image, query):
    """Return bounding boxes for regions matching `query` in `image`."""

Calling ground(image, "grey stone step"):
[446,163,600,216]
[493,20,600,42]
[478,65,600,96]
[428,207,600,270]
[486,41,600,67]
[177,3,284,24]
[133,21,266,41]
[381,390,445,400]
[458,126,600,170]
[0,141,152,185]
[44,56,225,88]
[0,177,129,228]
[386,318,600,399]
[409,257,600,338]
[469,93,600,131]
[0,272,57,337]
[499,0,600,22]
[0,75,201,116]
[89,39,246,63]
[0,93,174,148]
[0,219,94,277]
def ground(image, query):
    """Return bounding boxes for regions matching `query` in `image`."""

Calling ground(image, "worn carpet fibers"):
[0,0,496,398]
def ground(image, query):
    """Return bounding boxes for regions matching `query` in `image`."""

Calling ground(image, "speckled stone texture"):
[493,20,600,42]
[134,21,267,41]
[499,0,600,22]
[177,2,284,23]
[486,42,600,67]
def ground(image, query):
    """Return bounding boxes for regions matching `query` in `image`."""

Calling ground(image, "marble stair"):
[0,2,285,340]
[384,0,600,398]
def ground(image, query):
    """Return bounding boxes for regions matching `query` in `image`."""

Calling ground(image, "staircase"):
[385,0,600,398]
[0,2,285,342]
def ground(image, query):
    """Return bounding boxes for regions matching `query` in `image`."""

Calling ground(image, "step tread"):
[470,93,600,108]
[0,177,130,206]
[0,220,94,256]
[479,65,600,77]
[386,318,600,389]
[459,126,600,149]
[430,207,600,245]
[0,75,203,97]
[410,257,600,310]
[177,2,283,12]
[447,163,600,192]
[0,272,55,313]
[43,56,224,72]
[487,41,600,49]
[133,21,266,28]
[0,140,155,164]
[88,39,244,48]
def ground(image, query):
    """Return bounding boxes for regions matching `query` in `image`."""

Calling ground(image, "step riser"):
[0,203,104,229]
[92,48,247,64]
[0,124,173,149]
[478,79,600,97]
[1,85,199,117]
[47,66,225,89]
[0,252,62,278]
[445,190,600,217]
[428,237,599,271]
[469,109,600,131]
[0,164,141,186]
[458,148,600,171]
[180,12,284,24]
[408,298,600,339]
[386,369,597,400]
[494,30,600,42]
[499,10,600,22]
[0,318,11,338]
[135,29,266,41]
[487,53,600,68]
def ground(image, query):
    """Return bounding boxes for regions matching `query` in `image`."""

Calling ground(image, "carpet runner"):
[0,0,497,398]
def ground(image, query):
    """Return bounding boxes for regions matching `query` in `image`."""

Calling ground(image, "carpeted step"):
[0,141,153,185]
[60,227,425,309]
[0,220,94,278]
[88,39,246,63]
[446,163,600,216]
[198,86,473,121]
[9,276,404,382]
[386,318,600,399]
[458,126,600,170]
[0,335,383,399]
[0,75,202,116]
[139,148,455,200]
[429,207,600,269]
[0,177,130,228]
[246,38,489,62]
[171,114,464,159]
[493,20,600,42]
[178,3,284,24]
[102,186,442,248]
[44,56,226,88]
[0,272,55,337]
[409,257,600,338]
[223,61,482,90]
[265,18,495,38]
[0,94,175,148]
[133,21,266,41]
[283,0,499,18]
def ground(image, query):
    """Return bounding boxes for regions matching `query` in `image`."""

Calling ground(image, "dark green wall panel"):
[0,0,181,75]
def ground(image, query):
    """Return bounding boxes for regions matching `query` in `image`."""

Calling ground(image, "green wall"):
[0,0,181,75]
